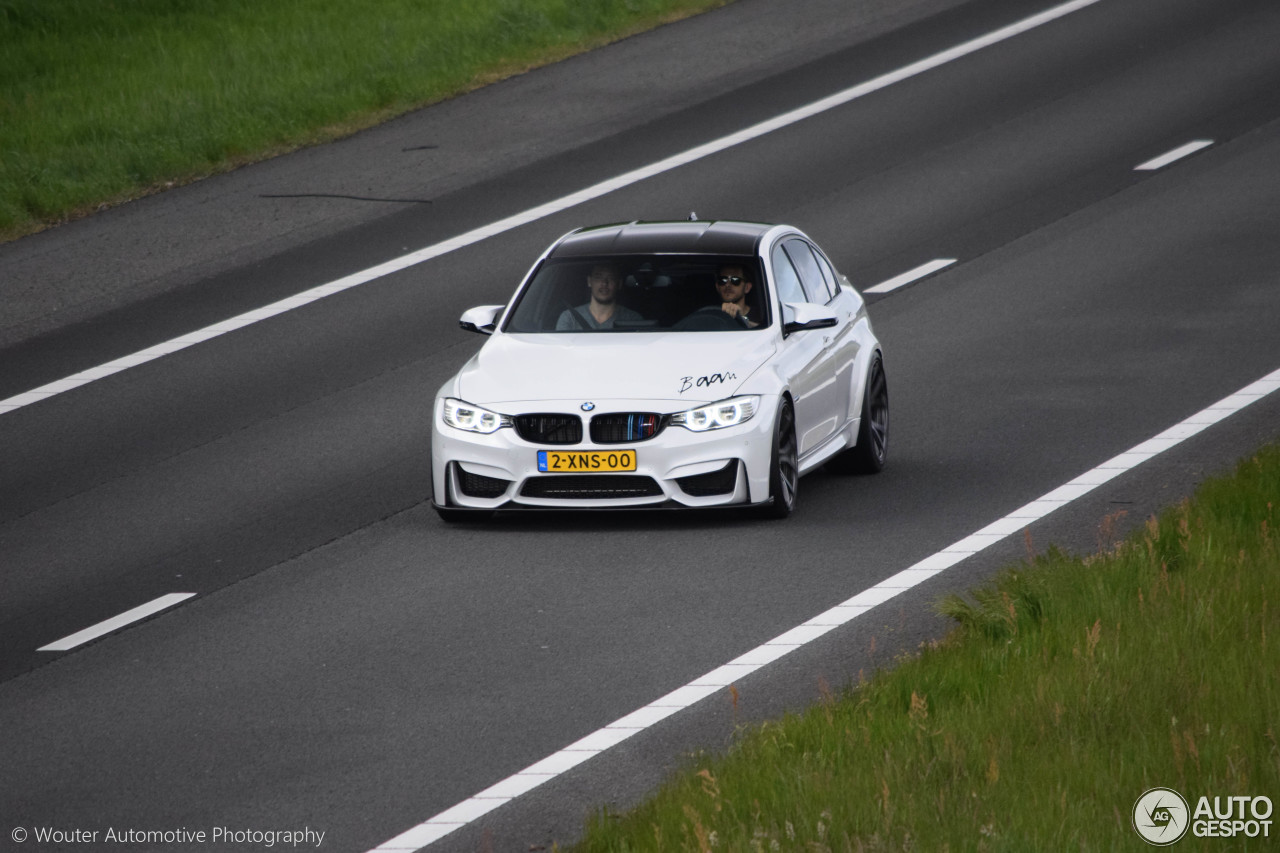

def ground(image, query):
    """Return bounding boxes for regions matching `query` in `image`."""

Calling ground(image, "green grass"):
[575,445,1280,851]
[0,0,728,240]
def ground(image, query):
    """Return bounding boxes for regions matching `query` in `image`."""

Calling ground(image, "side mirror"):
[459,305,504,335]
[782,302,839,336]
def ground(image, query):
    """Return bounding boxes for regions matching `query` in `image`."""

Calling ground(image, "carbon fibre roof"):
[547,220,773,257]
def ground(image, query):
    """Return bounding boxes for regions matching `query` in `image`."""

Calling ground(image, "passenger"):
[556,263,643,330]
[714,264,759,328]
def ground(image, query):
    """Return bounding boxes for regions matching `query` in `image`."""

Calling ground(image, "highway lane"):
[5,0,1279,666]
[2,0,1280,849]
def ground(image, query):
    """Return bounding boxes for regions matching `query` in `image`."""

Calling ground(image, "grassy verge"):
[575,445,1280,850]
[0,0,728,241]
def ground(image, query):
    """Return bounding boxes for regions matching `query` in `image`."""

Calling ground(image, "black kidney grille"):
[514,414,582,445]
[590,413,665,444]
[520,475,663,500]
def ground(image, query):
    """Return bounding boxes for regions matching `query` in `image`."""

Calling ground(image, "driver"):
[556,263,643,330]
[714,264,759,328]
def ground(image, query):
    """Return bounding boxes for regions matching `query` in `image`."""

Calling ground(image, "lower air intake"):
[520,475,663,500]
[457,467,510,498]
[676,461,739,497]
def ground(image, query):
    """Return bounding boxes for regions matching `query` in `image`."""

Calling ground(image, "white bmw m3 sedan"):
[431,220,888,520]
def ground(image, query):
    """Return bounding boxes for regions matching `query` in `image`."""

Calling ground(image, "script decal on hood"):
[679,372,737,394]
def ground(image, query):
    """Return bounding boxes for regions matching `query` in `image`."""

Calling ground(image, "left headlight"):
[440,398,511,434]
[670,395,760,432]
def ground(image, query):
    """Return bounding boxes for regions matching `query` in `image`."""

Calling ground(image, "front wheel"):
[759,398,799,518]
[826,353,888,475]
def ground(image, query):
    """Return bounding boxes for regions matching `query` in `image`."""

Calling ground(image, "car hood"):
[454,332,776,407]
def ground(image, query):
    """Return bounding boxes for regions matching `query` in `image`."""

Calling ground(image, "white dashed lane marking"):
[1135,139,1214,171]
[864,259,958,294]
[37,593,197,652]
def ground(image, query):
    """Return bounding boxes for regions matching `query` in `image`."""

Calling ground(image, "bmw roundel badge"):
[581,402,595,411]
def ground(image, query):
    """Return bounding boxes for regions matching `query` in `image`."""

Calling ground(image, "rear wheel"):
[760,398,798,518]
[826,353,888,475]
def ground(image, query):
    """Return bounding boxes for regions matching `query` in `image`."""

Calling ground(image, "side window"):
[783,239,834,303]
[770,244,807,306]
[811,247,842,298]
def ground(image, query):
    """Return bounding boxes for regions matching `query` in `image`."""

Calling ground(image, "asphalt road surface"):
[2,0,1279,850]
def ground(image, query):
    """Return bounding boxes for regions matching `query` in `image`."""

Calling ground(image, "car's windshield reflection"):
[503,255,770,333]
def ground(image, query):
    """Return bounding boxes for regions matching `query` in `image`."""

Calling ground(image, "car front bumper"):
[431,396,780,511]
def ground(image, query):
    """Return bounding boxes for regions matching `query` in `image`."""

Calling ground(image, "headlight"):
[670,395,760,432]
[441,398,511,434]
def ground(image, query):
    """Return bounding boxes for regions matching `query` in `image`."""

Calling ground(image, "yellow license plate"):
[537,450,637,473]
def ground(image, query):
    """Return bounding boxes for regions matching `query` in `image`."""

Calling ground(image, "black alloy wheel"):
[761,398,799,518]
[827,353,888,475]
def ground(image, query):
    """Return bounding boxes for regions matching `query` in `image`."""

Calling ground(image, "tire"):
[826,353,888,475]
[760,398,799,518]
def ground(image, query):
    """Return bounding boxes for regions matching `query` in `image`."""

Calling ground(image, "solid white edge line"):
[363,362,1279,852]
[0,0,1104,419]
[864,258,958,294]
[1134,139,1214,171]
[36,593,197,652]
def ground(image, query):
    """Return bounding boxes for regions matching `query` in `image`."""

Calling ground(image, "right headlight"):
[670,395,760,432]
[440,398,511,434]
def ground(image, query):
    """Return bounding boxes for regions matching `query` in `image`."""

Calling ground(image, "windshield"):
[502,255,770,333]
